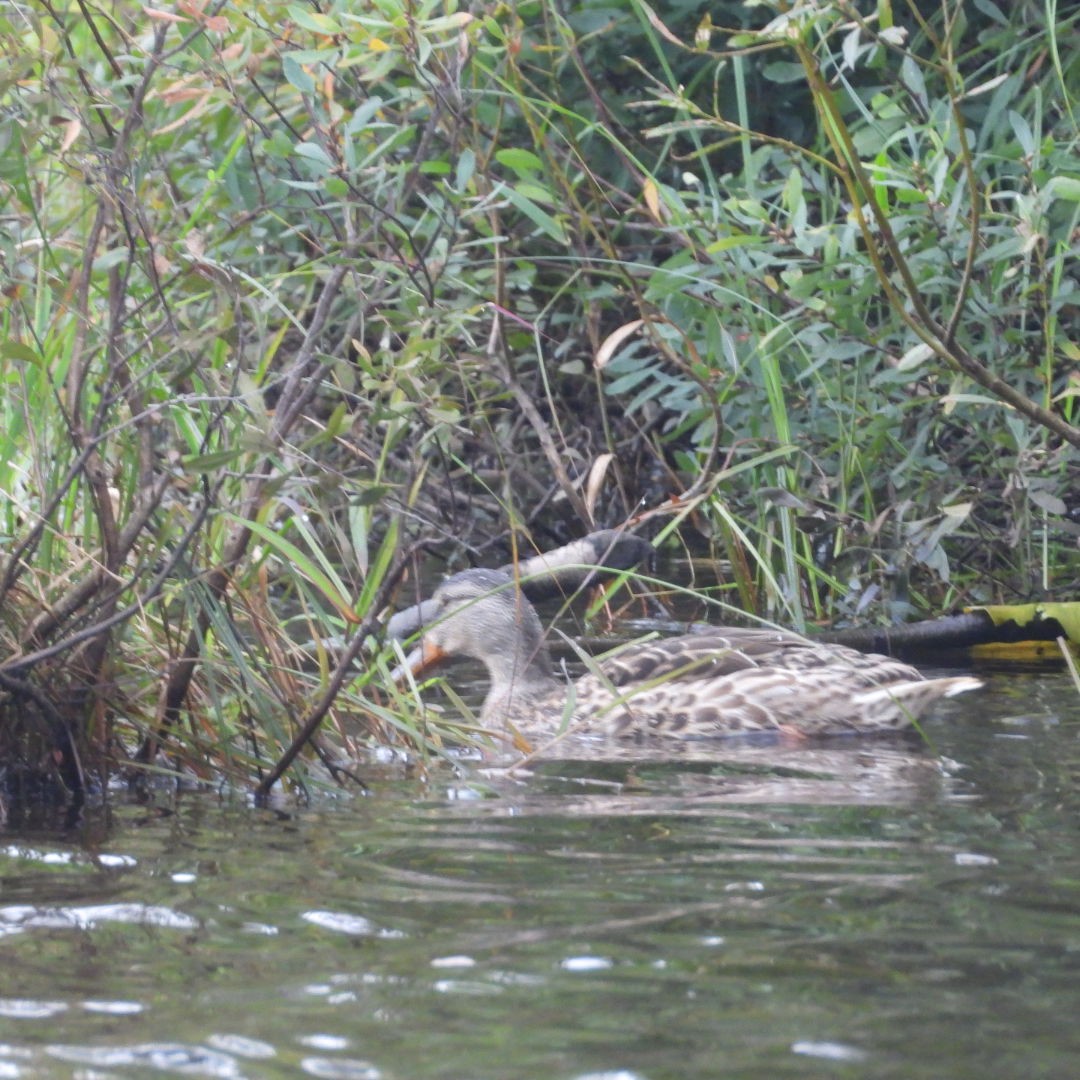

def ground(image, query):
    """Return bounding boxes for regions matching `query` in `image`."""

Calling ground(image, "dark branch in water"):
[824,610,1070,660]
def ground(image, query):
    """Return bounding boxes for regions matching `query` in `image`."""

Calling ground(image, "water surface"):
[1,668,1077,1078]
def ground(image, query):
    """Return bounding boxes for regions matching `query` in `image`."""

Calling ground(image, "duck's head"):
[403,569,554,689]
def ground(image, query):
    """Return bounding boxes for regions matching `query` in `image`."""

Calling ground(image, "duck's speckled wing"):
[593,627,926,690]
[572,661,980,738]
[560,627,981,739]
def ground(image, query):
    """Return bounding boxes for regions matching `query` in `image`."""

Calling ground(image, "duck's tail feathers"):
[852,676,983,726]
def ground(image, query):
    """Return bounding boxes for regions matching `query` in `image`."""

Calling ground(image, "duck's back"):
[565,627,977,739]
[593,627,925,690]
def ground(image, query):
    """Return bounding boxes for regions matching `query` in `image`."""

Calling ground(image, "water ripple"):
[0,902,199,935]
[46,1042,242,1076]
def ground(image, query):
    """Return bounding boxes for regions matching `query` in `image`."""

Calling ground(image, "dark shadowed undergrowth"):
[0,0,1076,796]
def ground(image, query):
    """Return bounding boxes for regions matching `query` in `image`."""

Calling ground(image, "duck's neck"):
[479,639,559,726]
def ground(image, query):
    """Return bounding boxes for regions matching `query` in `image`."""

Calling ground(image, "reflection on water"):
[0,670,1077,1079]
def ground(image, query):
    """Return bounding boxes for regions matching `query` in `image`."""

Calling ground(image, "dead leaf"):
[152,91,214,134]
[59,119,82,154]
[639,2,685,47]
[596,319,644,369]
[642,178,662,223]
[144,7,191,24]
[584,454,615,519]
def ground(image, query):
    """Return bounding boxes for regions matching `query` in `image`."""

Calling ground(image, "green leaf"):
[282,54,315,95]
[515,181,557,205]
[762,62,805,84]
[704,233,764,254]
[287,5,342,35]
[900,55,927,110]
[227,513,354,617]
[91,248,129,272]
[346,96,385,133]
[1008,110,1034,157]
[182,448,250,472]
[263,130,294,158]
[1046,176,1080,202]
[1,340,43,365]
[295,141,333,173]
[353,484,392,507]
[501,184,567,243]
[495,148,544,178]
[971,0,1009,24]
[455,148,475,191]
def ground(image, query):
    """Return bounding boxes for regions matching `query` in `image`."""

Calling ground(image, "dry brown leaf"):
[144,7,191,24]
[642,178,662,223]
[595,319,644,369]
[59,119,82,154]
[584,453,615,520]
[639,2,685,47]
[152,91,214,135]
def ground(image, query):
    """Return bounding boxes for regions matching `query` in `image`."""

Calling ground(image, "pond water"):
[1,668,1078,1079]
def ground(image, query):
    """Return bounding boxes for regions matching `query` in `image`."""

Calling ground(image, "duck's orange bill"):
[391,639,449,683]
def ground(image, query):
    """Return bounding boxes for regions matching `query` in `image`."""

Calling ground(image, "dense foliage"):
[0,0,1077,790]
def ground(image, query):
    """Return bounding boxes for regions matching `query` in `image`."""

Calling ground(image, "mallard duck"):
[401,568,982,744]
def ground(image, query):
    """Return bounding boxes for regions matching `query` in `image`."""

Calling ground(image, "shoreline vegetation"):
[0,1,1076,797]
